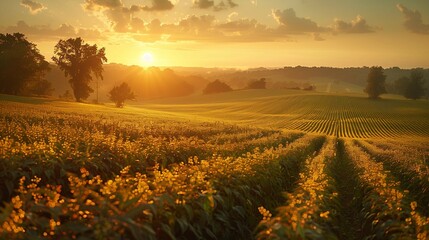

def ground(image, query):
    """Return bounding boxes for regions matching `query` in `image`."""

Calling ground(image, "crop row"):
[256,137,337,239]
[280,95,429,139]
[344,140,429,239]
[254,137,429,240]
[0,131,325,239]
[0,102,303,203]
[356,140,429,216]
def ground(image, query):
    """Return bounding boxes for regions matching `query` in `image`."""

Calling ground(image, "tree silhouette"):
[404,69,426,100]
[364,66,386,99]
[247,78,266,89]
[203,79,232,94]
[0,33,50,95]
[26,79,54,96]
[109,82,135,107]
[52,38,107,102]
[393,76,409,95]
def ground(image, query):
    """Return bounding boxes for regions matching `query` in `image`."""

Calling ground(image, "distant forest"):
[47,64,208,101]
[47,65,429,101]
[213,66,429,91]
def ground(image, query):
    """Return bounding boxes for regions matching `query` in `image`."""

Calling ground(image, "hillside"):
[46,65,429,102]
[1,91,429,239]
[141,89,429,139]
[46,64,209,101]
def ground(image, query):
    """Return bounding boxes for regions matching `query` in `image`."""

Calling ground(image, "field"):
[1,91,429,239]
[142,89,429,139]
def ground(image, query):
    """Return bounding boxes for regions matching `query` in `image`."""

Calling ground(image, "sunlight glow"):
[140,52,154,66]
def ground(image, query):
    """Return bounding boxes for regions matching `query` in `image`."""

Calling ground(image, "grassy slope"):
[2,90,429,139]
[139,89,429,139]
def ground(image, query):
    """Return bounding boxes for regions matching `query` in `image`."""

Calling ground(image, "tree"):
[404,69,426,100]
[0,33,50,95]
[247,78,266,89]
[393,76,409,95]
[109,82,135,107]
[364,66,386,99]
[59,90,73,100]
[52,37,107,102]
[26,79,54,96]
[203,79,232,94]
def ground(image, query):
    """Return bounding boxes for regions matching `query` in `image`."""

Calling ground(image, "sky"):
[1,0,429,68]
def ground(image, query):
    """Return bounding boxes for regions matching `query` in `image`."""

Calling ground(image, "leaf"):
[204,227,217,240]
[161,223,176,240]
[124,204,147,219]
[183,204,194,219]
[141,224,156,236]
[122,196,141,209]
[176,217,189,234]
[203,197,213,213]
[63,222,90,234]
[232,206,245,219]
[5,180,13,196]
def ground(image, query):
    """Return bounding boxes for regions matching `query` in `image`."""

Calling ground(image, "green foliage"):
[404,69,426,100]
[143,91,429,139]
[109,82,135,107]
[0,33,50,95]
[59,90,74,100]
[52,38,107,102]
[393,76,409,95]
[203,79,232,95]
[364,66,386,99]
[1,95,429,239]
[26,79,54,96]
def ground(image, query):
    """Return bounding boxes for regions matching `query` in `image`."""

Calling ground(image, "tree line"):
[364,66,426,100]
[0,33,133,107]
[0,32,427,105]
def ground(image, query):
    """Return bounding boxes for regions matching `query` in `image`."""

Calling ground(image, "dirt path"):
[329,139,363,239]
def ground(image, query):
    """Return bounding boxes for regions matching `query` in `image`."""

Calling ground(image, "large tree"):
[364,66,386,99]
[0,33,50,95]
[52,38,107,102]
[404,69,426,100]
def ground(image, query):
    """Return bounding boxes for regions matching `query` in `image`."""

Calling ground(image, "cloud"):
[227,0,238,8]
[193,0,214,9]
[142,0,174,11]
[105,6,145,32]
[83,0,141,32]
[397,4,429,34]
[227,12,238,21]
[83,0,122,10]
[312,33,325,41]
[272,9,328,33]
[193,0,238,11]
[4,21,104,41]
[333,15,376,34]
[20,0,47,14]
[78,5,378,43]
[83,0,174,32]
[131,8,349,43]
[217,18,268,36]
[130,15,285,43]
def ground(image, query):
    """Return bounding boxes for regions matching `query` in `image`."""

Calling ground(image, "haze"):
[1,0,429,68]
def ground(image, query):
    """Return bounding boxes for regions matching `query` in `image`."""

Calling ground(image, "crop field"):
[142,89,429,139]
[0,92,429,239]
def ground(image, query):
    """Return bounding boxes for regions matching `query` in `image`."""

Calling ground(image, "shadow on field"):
[0,94,52,105]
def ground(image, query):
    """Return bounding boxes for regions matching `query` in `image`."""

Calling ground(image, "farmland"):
[142,89,429,139]
[0,91,429,239]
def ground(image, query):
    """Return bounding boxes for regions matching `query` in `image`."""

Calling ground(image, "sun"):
[140,52,154,66]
